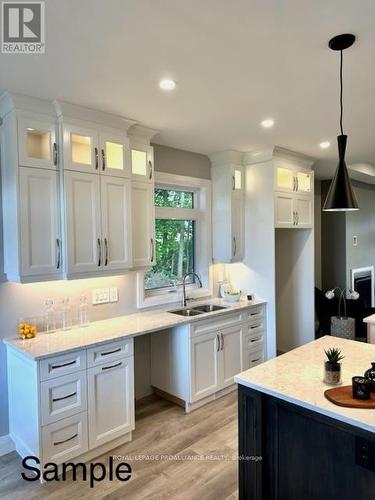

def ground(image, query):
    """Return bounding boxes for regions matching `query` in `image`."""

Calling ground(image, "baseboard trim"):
[0,434,15,456]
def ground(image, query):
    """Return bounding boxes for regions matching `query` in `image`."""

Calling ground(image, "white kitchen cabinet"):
[276,166,312,194]
[63,123,99,174]
[88,356,134,449]
[151,304,266,412]
[275,192,313,228]
[19,167,62,279]
[220,326,242,388]
[6,337,134,474]
[64,171,101,276]
[100,176,132,271]
[131,180,155,268]
[131,143,154,182]
[210,152,244,263]
[190,331,220,402]
[99,131,130,178]
[18,115,57,170]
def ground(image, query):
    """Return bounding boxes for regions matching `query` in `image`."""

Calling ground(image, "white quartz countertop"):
[235,336,375,434]
[364,314,375,324]
[4,298,265,361]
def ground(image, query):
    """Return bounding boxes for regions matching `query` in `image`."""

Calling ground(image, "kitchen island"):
[234,336,375,500]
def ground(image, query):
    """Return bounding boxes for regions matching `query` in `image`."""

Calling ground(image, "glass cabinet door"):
[131,144,153,182]
[276,167,295,192]
[232,168,243,191]
[63,124,99,173]
[18,116,57,169]
[296,171,312,193]
[99,132,130,177]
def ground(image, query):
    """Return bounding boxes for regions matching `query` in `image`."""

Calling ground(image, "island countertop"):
[3,298,265,360]
[234,336,375,434]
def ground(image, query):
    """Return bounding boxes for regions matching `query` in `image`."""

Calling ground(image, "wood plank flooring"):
[0,392,238,500]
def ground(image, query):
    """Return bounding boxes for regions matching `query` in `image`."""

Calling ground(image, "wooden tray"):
[324,385,375,408]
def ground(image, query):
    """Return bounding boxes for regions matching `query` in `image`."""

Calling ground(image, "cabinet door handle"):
[52,391,77,403]
[104,238,108,266]
[100,347,121,356]
[220,332,224,351]
[232,175,235,191]
[296,176,299,191]
[51,359,76,370]
[296,211,299,225]
[53,142,58,166]
[56,238,61,269]
[53,433,78,446]
[94,147,99,170]
[101,148,106,171]
[233,237,237,257]
[97,238,102,267]
[102,361,122,371]
[293,211,296,225]
[148,160,153,180]
[216,334,220,352]
[150,238,154,263]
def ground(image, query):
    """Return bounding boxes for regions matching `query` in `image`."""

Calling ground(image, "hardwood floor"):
[0,392,238,500]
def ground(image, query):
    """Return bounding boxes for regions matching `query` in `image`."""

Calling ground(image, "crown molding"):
[128,124,159,144]
[209,150,243,168]
[0,92,55,118]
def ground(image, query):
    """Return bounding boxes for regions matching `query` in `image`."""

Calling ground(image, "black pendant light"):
[323,33,359,211]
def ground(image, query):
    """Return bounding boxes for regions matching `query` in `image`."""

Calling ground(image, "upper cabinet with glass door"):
[18,114,57,170]
[276,166,312,194]
[99,131,130,178]
[63,123,99,173]
[130,143,154,183]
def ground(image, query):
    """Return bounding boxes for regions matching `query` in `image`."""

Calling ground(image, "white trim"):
[351,266,375,307]
[137,172,212,309]
[0,434,15,456]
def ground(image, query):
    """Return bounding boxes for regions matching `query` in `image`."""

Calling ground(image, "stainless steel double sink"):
[169,304,227,317]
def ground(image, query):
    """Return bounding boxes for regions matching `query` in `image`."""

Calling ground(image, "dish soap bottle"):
[44,298,56,333]
[61,296,72,331]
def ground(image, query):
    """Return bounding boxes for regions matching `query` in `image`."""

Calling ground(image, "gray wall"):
[345,181,375,285]
[0,144,211,438]
[153,144,211,179]
[321,179,375,291]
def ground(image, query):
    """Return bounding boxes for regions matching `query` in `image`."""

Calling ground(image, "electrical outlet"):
[92,288,110,305]
[109,287,118,303]
[353,236,358,247]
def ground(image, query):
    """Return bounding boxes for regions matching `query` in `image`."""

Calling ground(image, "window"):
[145,189,196,291]
[138,172,212,308]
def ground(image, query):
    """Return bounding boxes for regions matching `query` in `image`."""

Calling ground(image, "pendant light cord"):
[340,49,344,135]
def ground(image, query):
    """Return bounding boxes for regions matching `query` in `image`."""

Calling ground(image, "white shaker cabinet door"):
[19,167,61,278]
[190,331,220,402]
[64,171,102,276]
[295,195,313,228]
[100,176,132,271]
[274,193,294,228]
[131,181,155,268]
[87,357,135,449]
[220,326,242,388]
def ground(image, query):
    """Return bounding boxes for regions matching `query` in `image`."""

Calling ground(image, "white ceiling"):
[1,0,374,169]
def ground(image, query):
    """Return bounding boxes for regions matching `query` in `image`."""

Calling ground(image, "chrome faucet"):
[182,272,203,307]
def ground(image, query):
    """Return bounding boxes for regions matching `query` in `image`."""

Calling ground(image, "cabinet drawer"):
[41,412,88,465]
[41,372,87,426]
[244,320,265,337]
[242,306,264,323]
[87,339,133,367]
[243,348,265,370]
[40,350,86,381]
[243,333,264,352]
[191,312,242,338]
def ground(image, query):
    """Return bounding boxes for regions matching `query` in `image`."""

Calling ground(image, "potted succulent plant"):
[324,347,344,385]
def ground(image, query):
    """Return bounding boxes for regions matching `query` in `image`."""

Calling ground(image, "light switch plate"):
[353,236,358,247]
[92,288,110,305]
[109,287,118,303]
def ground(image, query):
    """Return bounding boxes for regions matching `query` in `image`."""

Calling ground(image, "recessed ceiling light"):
[261,119,274,129]
[319,141,331,149]
[159,79,176,91]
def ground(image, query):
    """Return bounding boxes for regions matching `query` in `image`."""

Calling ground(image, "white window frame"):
[137,172,212,308]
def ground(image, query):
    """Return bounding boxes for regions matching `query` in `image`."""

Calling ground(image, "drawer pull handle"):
[52,391,77,403]
[100,347,121,356]
[250,338,261,343]
[102,361,122,371]
[250,325,261,329]
[251,358,261,363]
[53,433,78,446]
[51,360,76,370]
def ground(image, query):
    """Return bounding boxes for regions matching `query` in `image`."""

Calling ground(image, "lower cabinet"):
[88,356,134,449]
[151,305,266,412]
[6,338,134,469]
